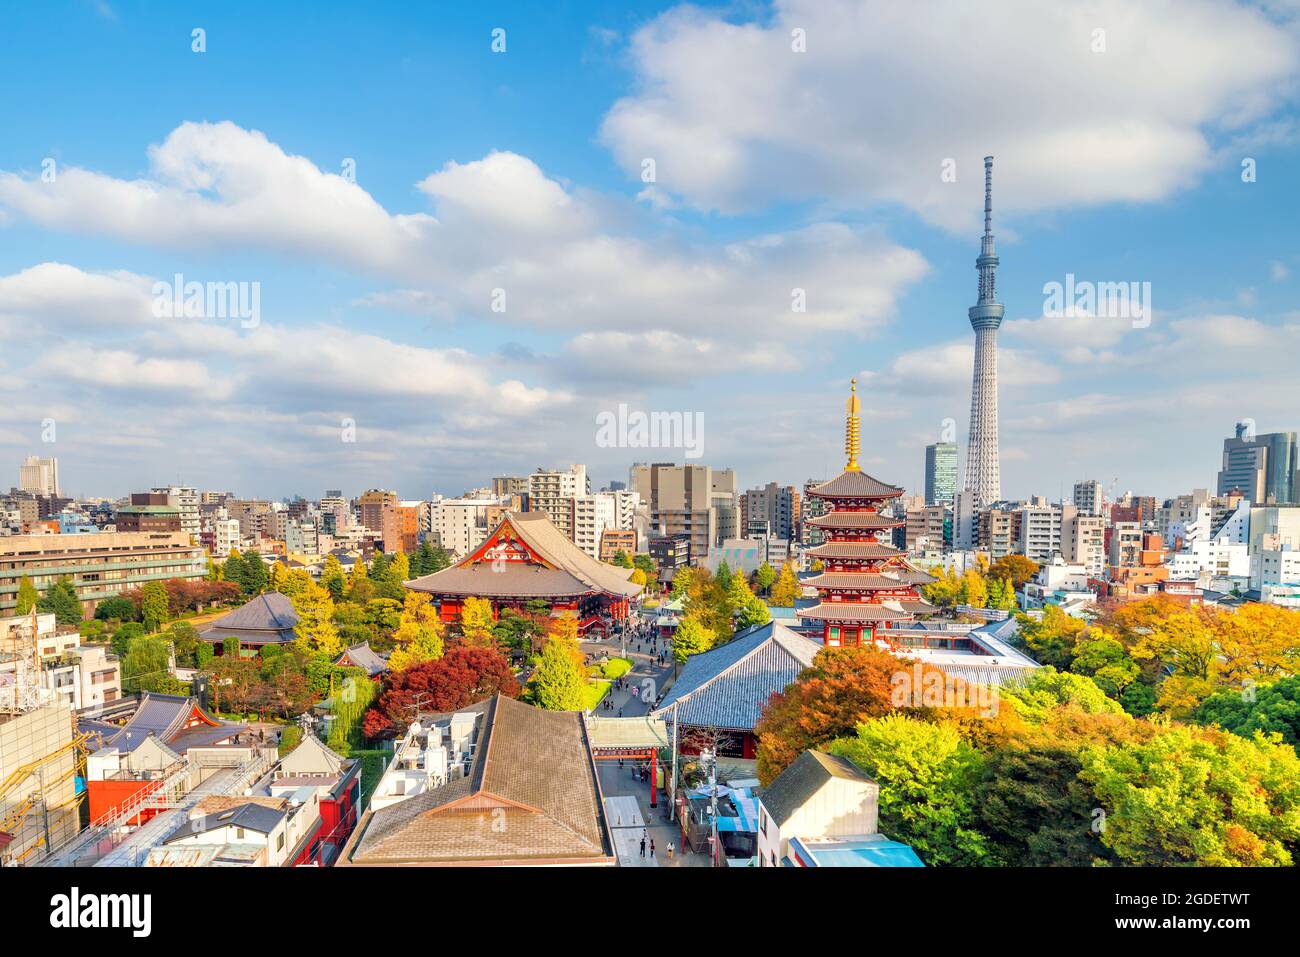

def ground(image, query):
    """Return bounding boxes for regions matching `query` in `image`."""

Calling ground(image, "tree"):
[121,635,173,693]
[714,560,733,590]
[1069,628,1139,697]
[737,595,772,630]
[459,596,496,647]
[959,568,988,608]
[388,592,446,672]
[988,554,1039,589]
[136,580,168,632]
[363,646,520,736]
[632,554,656,582]
[290,576,342,657]
[671,615,714,665]
[15,576,38,615]
[37,577,83,626]
[611,549,633,569]
[328,666,376,753]
[630,568,648,588]
[1015,605,1086,669]
[222,550,248,593]
[769,563,801,607]
[975,744,1114,867]
[922,565,962,608]
[1131,607,1221,716]
[1080,724,1300,866]
[828,715,991,866]
[529,631,589,711]
[754,562,777,596]
[670,566,694,599]
[998,668,1124,724]
[755,644,913,784]
[1195,676,1300,747]
[320,554,346,601]
[242,550,269,594]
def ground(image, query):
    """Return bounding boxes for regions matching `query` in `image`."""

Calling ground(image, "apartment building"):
[1061,513,1106,577]
[527,465,587,541]
[572,494,617,559]
[632,463,735,558]
[18,456,59,497]
[151,486,200,538]
[0,532,206,617]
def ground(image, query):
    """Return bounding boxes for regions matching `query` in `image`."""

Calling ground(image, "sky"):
[1,0,1299,503]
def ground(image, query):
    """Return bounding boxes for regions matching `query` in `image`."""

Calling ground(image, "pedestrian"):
[640,837,646,858]
[668,841,675,860]
[650,838,656,857]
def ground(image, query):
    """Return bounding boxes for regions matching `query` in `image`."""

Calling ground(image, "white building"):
[19,455,59,496]
[528,464,588,541]
[1061,514,1105,577]
[152,486,200,538]
[756,749,921,868]
[369,705,485,811]
[1167,540,1249,581]
[213,518,241,556]
[572,494,617,559]
[437,496,506,559]
[1073,479,1103,517]
[1017,504,1062,563]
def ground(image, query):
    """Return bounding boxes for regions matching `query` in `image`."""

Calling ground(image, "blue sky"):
[2,0,1299,502]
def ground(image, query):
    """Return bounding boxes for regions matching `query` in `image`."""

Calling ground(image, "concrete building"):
[528,464,588,541]
[436,495,505,559]
[572,493,616,559]
[0,532,206,618]
[741,482,797,541]
[924,442,958,505]
[1073,479,1104,517]
[151,486,200,539]
[18,456,59,497]
[632,463,736,558]
[1062,513,1105,577]
[1017,504,1063,564]
[1217,423,1299,504]
[115,493,182,533]
[0,702,81,865]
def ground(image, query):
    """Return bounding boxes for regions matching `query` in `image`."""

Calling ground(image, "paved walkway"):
[582,619,674,719]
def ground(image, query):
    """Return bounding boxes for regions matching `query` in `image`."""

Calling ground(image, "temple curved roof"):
[406,512,642,601]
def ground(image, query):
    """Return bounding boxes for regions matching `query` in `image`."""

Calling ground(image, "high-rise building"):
[631,463,734,558]
[152,485,200,538]
[19,456,59,497]
[527,465,587,541]
[1073,479,1104,517]
[741,482,797,541]
[963,156,1004,508]
[1217,423,1299,504]
[924,442,958,505]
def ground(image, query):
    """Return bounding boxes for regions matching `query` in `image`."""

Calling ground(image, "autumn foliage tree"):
[755,644,917,784]
[362,646,520,737]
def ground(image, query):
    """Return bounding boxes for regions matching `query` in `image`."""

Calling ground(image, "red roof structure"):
[797,381,936,647]
[405,512,642,635]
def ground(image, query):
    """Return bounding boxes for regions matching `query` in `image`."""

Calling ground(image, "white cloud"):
[600,0,1299,228]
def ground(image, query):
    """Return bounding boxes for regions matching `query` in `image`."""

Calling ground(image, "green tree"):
[828,715,991,866]
[737,595,772,630]
[1015,605,1086,669]
[632,554,656,581]
[530,634,589,711]
[388,593,446,672]
[1120,680,1158,717]
[1195,676,1300,747]
[1069,629,1140,697]
[754,562,777,596]
[242,550,269,594]
[1080,724,1300,866]
[714,560,733,590]
[222,550,249,593]
[922,565,962,608]
[15,576,38,615]
[140,580,170,632]
[328,666,376,753]
[998,668,1124,724]
[670,565,694,599]
[38,577,84,626]
[611,549,633,569]
[671,615,714,665]
[122,635,173,693]
[94,594,138,622]
[320,554,346,601]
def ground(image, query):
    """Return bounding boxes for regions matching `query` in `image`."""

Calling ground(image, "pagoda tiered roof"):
[806,541,904,560]
[803,570,934,590]
[804,511,902,531]
[798,602,913,623]
[808,471,903,500]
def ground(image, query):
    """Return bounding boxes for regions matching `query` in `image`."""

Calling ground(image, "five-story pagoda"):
[799,380,936,647]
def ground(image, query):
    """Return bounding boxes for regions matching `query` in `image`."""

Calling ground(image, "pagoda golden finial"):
[845,378,862,471]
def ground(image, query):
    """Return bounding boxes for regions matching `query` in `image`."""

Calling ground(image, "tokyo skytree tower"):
[964,156,1004,507]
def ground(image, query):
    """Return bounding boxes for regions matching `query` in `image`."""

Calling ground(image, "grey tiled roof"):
[335,641,388,676]
[651,622,821,732]
[164,802,286,843]
[344,695,614,865]
[761,750,876,827]
[809,470,903,499]
[200,592,299,644]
